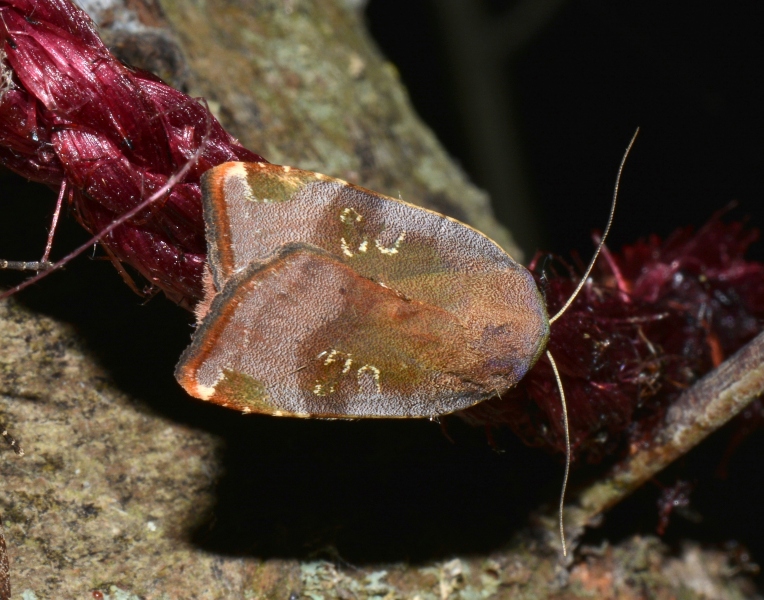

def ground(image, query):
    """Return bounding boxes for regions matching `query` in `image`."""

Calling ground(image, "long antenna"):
[548,128,640,557]
[546,349,569,556]
[549,128,639,325]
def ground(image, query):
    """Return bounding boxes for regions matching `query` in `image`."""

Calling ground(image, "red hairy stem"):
[461,216,764,462]
[563,327,764,547]
[0,0,264,308]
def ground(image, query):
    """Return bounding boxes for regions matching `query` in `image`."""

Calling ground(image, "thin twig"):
[0,104,213,301]
[0,260,53,272]
[40,180,66,264]
[558,329,764,551]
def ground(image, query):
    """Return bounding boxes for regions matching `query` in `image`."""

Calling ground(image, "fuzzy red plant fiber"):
[0,0,263,308]
[0,0,762,463]
[460,217,764,462]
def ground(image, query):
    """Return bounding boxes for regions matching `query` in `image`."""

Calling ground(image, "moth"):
[175,140,636,421]
[175,131,637,555]
[176,162,551,419]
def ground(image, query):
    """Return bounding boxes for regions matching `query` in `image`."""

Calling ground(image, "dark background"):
[1,0,763,573]
[367,0,764,262]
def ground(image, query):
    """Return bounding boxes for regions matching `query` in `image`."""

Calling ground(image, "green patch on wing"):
[245,166,317,203]
[216,369,276,414]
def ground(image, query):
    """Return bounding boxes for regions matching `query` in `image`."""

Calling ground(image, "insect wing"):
[176,244,528,417]
[202,162,527,309]
[200,162,550,392]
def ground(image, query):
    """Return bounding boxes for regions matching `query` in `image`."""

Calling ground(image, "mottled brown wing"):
[201,161,549,369]
[176,244,547,418]
[203,162,523,299]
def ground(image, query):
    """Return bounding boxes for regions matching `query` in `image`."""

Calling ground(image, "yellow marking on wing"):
[194,384,216,401]
[323,349,341,365]
[340,207,363,224]
[313,382,336,396]
[340,235,369,257]
[357,364,381,393]
[224,163,256,203]
[339,208,370,256]
[375,231,406,255]
[226,162,250,178]
[312,349,358,396]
